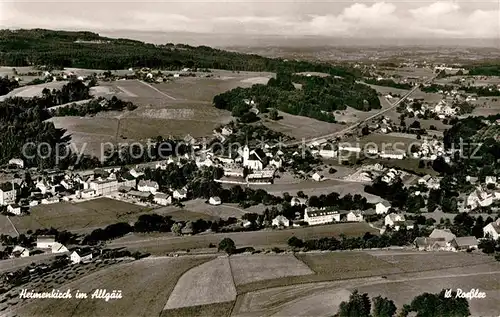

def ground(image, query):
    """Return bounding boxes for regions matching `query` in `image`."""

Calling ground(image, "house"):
[36,235,56,249]
[153,193,172,206]
[129,169,144,178]
[304,207,340,225]
[319,146,337,159]
[429,229,456,242]
[483,219,500,240]
[77,189,96,199]
[375,201,391,214]
[338,144,362,153]
[8,158,24,169]
[0,182,16,206]
[118,174,136,188]
[12,245,29,258]
[450,236,478,251]
[221,126,233,136]
[346,211,364,222]
[137,180,159,194]
[35,180,50,194]
[70,250,93,264]
[272,215,290,227]
[379,151,405,160]
[394,221,415,231]
[172,189,187,200]
[7,204,22,215]
[269,157,283,169]
[485,176,497,186]
[51,242,69,254]
[312,172,324,182]
[127,190,152,201]
[89,179,118,196]
[384,213,405,227]
[41,196,60,204]
[413,237,449,251]
[209,196,222,205]
[290,197,307,207]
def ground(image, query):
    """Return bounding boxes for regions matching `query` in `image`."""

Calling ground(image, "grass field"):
[164,256,236,309]
[230,254,313,286]
[13,256,212,317]
[0,198,150,235]
[161,302,234,317]
[154,199,253,220]
[109,222,378,254]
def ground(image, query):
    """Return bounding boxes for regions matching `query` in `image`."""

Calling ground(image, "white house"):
[209,196,222,205]
[12,245,29,258]
[346,211,364,222]
[483,219,500,240]
[41,197,60,205]
[379,151,405,160]
[385,213,405,227]
[290,197,307,207]
[269,157,283,169]
[137,180,159,194]
[485,176,497,186]
[153,193,172,206]
[272,215,290,227]
[312,172,324,182]
[35,181,50,194]
[129,169,144,178]
[0,183,16,206]
[8,158,24,169]
[429,229,456,242]
[172,189,187,200]
[7,204,21,215]
[221,126,233,136]
[89,179,118,196]
[375,201,391,214]
[319,149,337,159]
[304,208,340,225]
[338,144,362,153]
[70,251,93,264]
[36,235,56,249]
[450,236,478,251]
[51,242,69,254]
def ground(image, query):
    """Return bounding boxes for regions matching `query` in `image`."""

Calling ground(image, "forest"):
[0,29,357,77]
[213,73,381,122]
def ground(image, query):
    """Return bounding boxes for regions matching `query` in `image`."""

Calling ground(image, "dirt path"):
[137,80,177,100]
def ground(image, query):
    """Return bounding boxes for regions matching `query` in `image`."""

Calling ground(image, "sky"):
[1,0,499,39]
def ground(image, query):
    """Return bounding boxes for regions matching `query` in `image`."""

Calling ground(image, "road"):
[286,76,436,147]
[137,80,177,100]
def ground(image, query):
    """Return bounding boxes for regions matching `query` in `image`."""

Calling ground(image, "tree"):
[407,290,469,317]
[218,237,236,254]
[287,236,304,248]
[269,108,279,120]
[372,296,397,317]
[336,290,371,317]
[171,223,182,236]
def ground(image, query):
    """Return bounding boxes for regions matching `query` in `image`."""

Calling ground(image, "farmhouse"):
[12,245,30,258]
[7,204,21,215]
[138,180,159,194]
[272,215,290,227]
[153,193,172,206]
[304,207,340,225]
[89,179,118,196]
[450,236,478,251]
[173,189,187,200]
[0,182,16,206]
[413,237,449,251]
[483,219,500,240]
[70,250,93,264]
[346,211,364,222]
[51,242,69,254]
[312,172,325,182]
[384,213,405,227]
[429,229,456,242]
[8,158,24,169]
[375,201,391,214]
[209,196,222,205]
[36,235,56,249]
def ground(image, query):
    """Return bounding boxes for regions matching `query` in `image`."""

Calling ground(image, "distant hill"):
[0,29,356,77]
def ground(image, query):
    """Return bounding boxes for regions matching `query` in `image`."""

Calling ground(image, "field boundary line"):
[137,80,177,100]
[227,255,239,317]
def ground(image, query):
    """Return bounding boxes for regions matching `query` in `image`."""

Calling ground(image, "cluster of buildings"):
[466,177,500,210]
[411,139,451,161]
[9,235,68,259]
[414,228,478,252]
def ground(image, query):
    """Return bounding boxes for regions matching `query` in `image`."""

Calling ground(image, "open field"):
[257,180,383,203]
[232,250,500,317]
[230,254,314,286]
[0,81,68,101]
[164,256,236,309]
[467,97,500,117]
[161,302,234,317]
[154,199,255,220]
[262,111,345,140]
[0,198,150,234]
[12,256,212,317]
[109,222,378,254]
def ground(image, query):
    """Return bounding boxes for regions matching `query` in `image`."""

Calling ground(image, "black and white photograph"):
[0,0,499,316]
